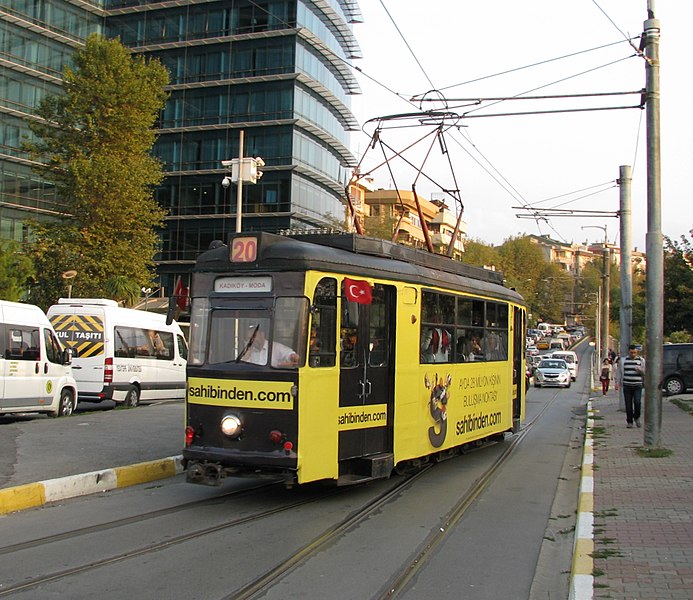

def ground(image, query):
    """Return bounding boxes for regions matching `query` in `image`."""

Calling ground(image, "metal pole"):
[236,129,244,233]
[602,227,610,363]
[618,165,633,412]
[644,7,662,447]
[595,287,601,367]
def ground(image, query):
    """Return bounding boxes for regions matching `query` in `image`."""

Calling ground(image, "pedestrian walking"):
[599,358,612,395]
[615,344,645,428]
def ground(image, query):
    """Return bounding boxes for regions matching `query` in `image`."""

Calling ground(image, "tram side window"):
[421,293,509,364]
[457,299,508,362]
[310,278,337,368]
[456,327,485,362]
[340,282,360,368]
[369,284,388,367]
[188,298,210,366]
[272,297,309,368]
[484,302,508,361]
[420,291,454,364]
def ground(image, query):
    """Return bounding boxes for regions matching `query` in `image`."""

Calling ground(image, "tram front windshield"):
[188,297,309,368]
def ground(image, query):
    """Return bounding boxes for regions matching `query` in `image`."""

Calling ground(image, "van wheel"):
[664,376,684,396]
[124,385,140,407]
[51,389,75,418]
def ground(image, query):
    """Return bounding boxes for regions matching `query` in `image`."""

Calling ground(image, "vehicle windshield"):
[540,360,567,369]
[188,297,309,368]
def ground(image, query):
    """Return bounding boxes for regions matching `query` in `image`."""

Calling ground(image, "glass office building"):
[1,0,362,289]
[0,1,103,242]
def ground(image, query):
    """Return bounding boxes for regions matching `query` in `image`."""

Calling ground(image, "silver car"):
[534,358,571,388]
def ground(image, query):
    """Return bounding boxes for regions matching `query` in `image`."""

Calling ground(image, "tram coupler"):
[186,461,223,486]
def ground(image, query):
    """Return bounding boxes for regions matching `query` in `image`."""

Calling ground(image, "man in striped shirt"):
[616,344,646,428]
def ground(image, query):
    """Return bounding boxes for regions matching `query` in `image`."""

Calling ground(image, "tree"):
[105,276,142,307]
[663,231,693,338]
[24,34,169,310]
[0,240,35,301]
[461,238,499,269]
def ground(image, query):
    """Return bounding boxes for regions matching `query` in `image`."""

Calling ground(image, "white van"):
[550,350,579,381]
[48,299,187,407]
[548,338,566,352]
[0,300,77,417]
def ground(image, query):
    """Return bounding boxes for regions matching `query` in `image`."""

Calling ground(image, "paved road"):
[0,400,184,489]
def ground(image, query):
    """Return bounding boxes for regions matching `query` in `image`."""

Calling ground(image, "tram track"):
[0,481,334,597]
[0,481,280,558]
[224,393,558,600]
[377,391,562,599]
[224,466,435,600]
[0,395,560,599]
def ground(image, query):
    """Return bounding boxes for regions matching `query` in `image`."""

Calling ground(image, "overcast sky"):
[349,0,691,251]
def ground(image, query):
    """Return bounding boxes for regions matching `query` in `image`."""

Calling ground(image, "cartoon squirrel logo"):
[425,373,452,448]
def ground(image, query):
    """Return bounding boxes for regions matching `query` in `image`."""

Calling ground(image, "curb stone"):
[0,455,183,516]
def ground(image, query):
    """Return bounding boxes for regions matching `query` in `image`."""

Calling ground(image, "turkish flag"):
[174,276,189,311]
[345,277,372,305]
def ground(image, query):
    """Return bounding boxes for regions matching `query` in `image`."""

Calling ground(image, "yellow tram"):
[179,232,526,486]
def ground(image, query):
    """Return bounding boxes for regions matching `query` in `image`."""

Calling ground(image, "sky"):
[348,0,691,251]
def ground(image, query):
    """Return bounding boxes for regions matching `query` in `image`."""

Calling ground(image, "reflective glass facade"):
[0,0,362,290]
[0,1,102,240]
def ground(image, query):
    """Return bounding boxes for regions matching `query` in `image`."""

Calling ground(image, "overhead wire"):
[377,0,436,91]
[244,0,640,245]
[421,37,640,96]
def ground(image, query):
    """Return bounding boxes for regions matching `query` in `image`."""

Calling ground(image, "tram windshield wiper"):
[235,324,260,363]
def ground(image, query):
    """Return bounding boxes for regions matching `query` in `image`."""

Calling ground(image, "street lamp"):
[582,225,610,361]
[61,270,77,299]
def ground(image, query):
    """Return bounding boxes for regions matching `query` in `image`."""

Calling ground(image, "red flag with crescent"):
[174,276,189,311]
[345,278,372,305]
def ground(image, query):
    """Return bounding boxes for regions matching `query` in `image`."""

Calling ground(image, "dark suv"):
[662,343,693,395]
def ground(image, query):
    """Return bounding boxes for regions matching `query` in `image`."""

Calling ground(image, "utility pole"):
[618,165,632,412]
[644,5,663,447]
[235,130,244,233]
[220,130,264,236]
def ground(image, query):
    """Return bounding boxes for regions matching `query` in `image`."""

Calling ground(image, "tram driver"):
[241,328,299,367]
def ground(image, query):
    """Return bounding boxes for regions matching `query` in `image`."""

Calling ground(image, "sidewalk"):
[574,389,693,599]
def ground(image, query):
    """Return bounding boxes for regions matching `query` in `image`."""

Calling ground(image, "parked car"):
[661,343,693,395]
[534,358,571,388]
[550,350,579,381]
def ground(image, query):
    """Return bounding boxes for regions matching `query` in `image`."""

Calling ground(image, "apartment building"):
[363,188,467,255]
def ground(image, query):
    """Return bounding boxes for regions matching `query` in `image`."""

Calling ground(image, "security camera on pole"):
[221,130,264,233]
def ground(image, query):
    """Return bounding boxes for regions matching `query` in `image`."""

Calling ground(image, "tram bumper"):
[183,447,297,486]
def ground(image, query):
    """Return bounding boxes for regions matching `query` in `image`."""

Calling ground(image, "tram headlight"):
[220,414,243,438]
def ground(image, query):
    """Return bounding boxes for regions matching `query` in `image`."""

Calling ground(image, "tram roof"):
[195,232,524,305]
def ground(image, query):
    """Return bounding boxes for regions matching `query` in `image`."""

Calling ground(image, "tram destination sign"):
[214,276,272,293]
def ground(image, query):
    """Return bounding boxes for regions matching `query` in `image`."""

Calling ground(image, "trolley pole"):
[643,6,663,447]
[618,165,633,413]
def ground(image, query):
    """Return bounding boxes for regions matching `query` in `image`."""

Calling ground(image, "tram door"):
[338,282,394,464]
[511,307,525,428]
